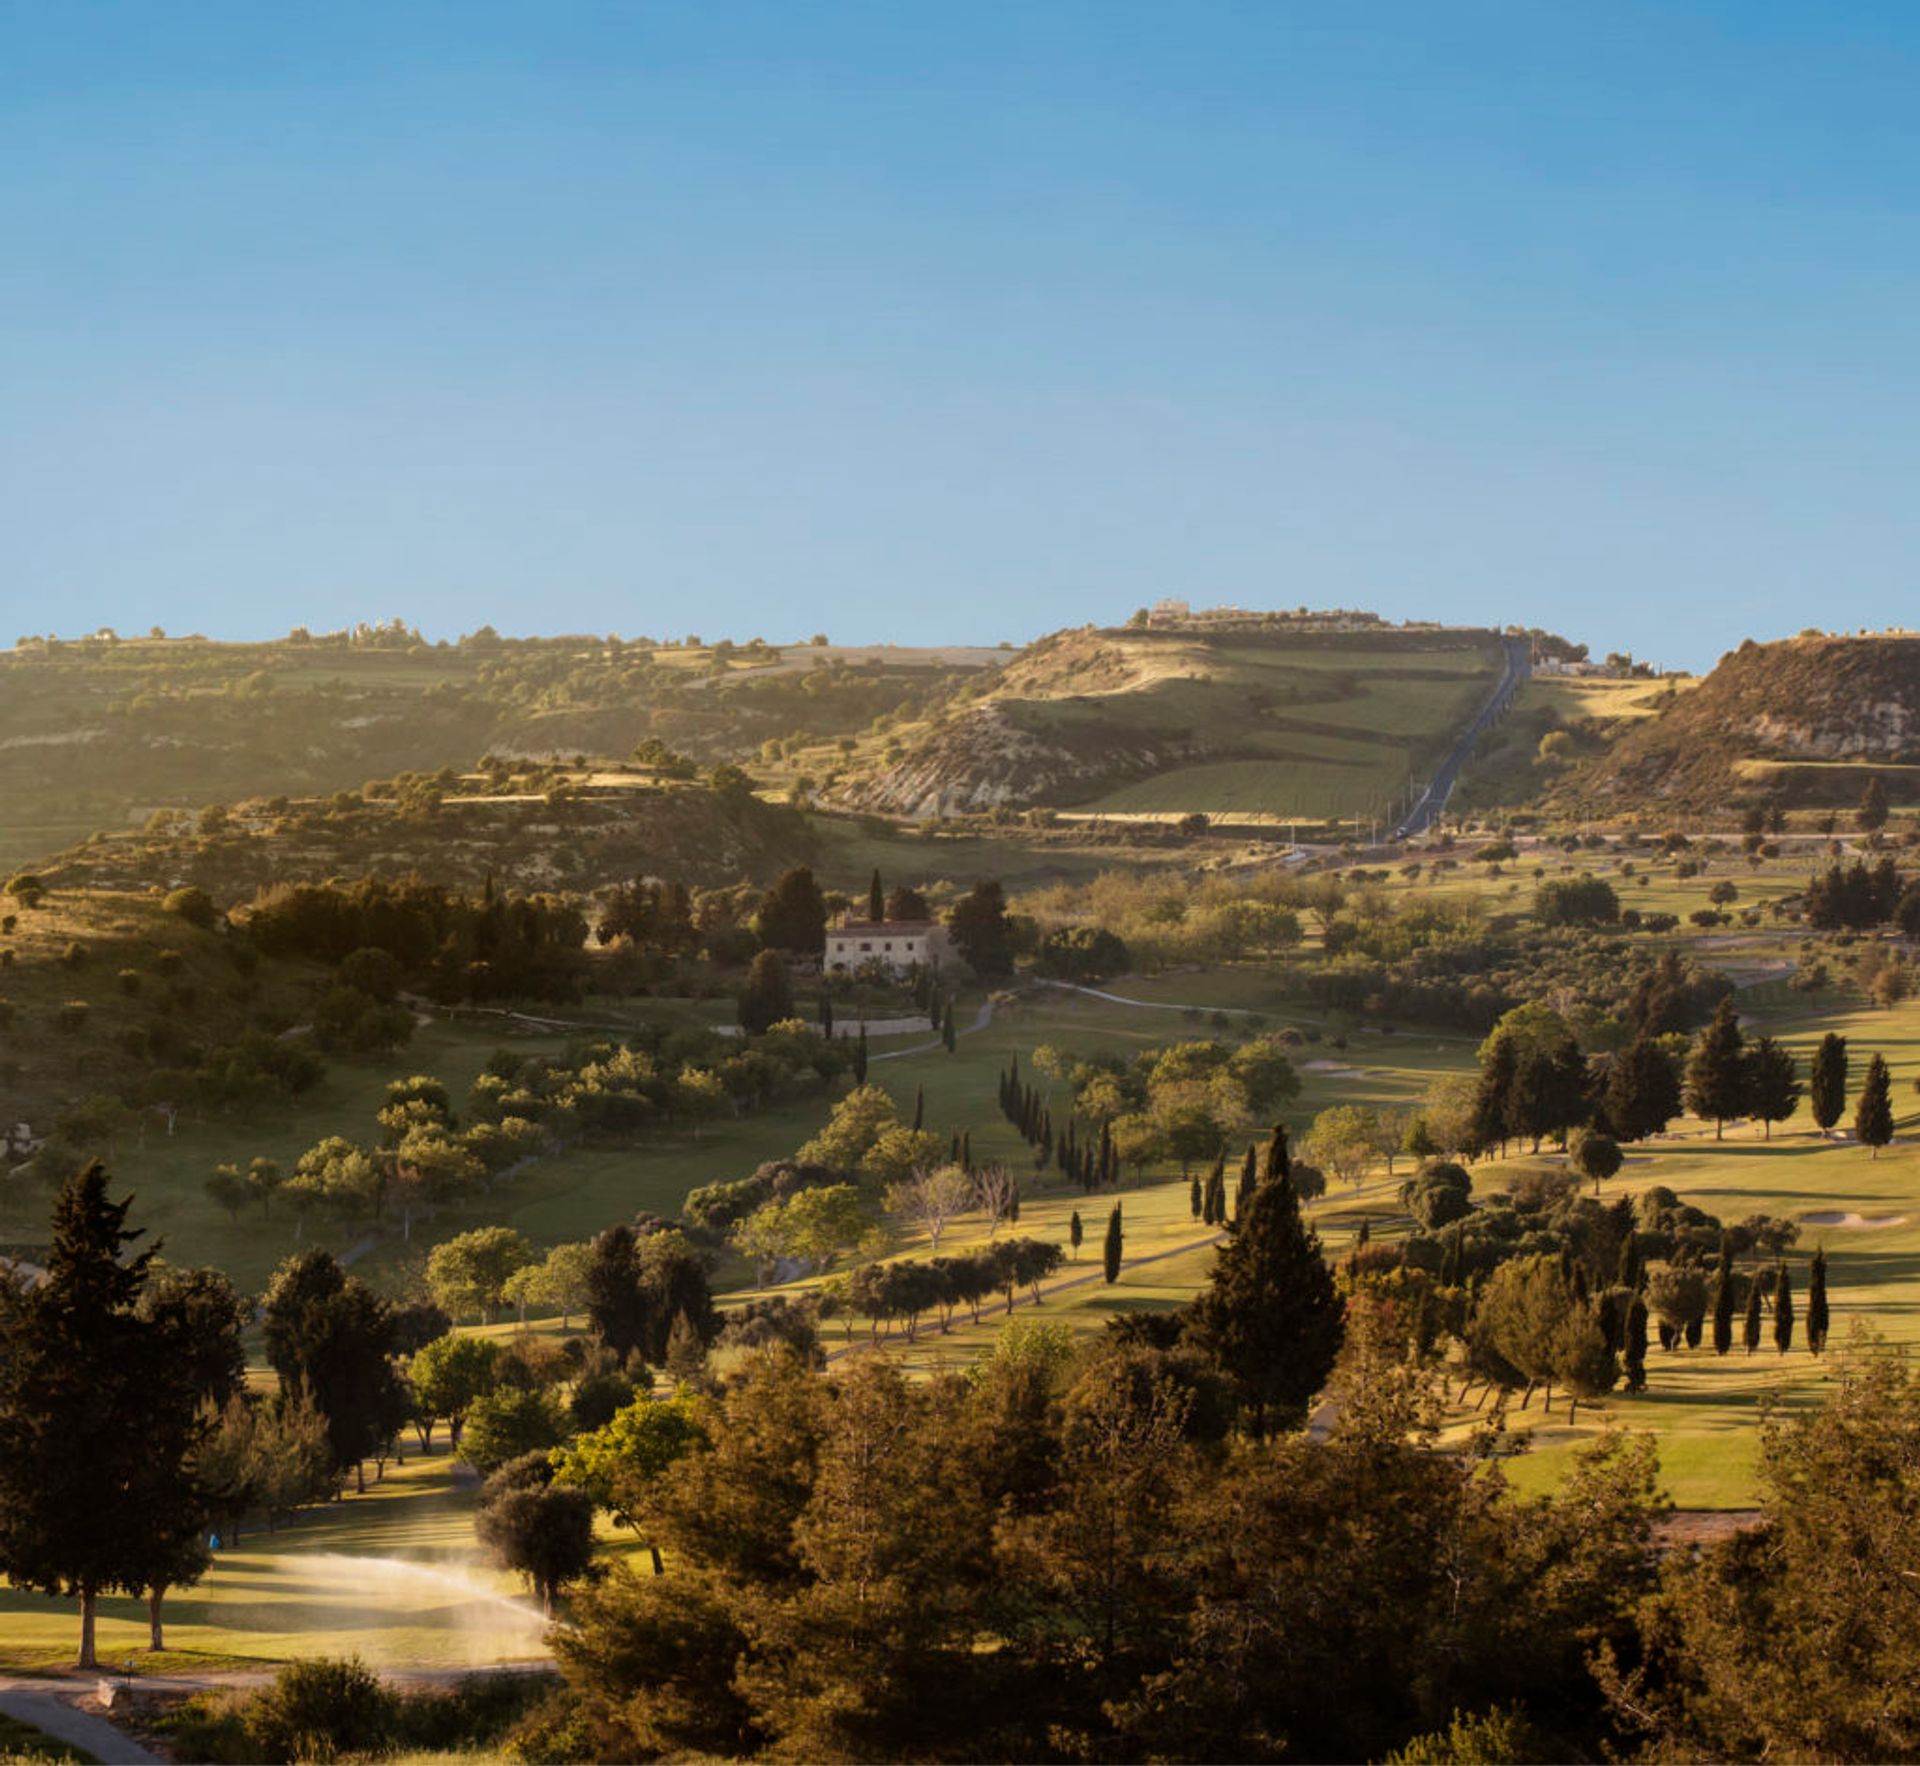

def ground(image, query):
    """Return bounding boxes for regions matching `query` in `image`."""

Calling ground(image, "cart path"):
[0,1688,165,1764]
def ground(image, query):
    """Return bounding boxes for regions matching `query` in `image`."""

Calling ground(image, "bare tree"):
[884,1165,976,1252]
[970,1164,1020,1237]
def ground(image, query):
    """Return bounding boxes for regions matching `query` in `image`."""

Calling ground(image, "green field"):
[0,1442,650,1672]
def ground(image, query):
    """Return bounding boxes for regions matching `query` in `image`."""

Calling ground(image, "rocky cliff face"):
[844,702,1209,817]
[1560,635,1920,809]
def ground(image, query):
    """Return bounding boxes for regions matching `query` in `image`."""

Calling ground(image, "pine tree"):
[1745,1035,1801,1140]
[1807,1245,1830,1354]
[1810,1032,1849,1132]
[1743,1273,1764,1356]
[1684,998,1749,1139]
[1186,1164,1343,1436]
[1855,1052,1895,1157]
[1069,1210,1083,1261]
[1774,1264,1795,1354]
[0,1165,211,1667]
[1102,1204,1124,1285]
[868,867,885,923]
[1607,1036,1684,1142]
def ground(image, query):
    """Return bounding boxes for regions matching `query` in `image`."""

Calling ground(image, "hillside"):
[838,619,1507,824]
[1550,633,1920,815]
[0,629,998,868]
[30,767,816,899]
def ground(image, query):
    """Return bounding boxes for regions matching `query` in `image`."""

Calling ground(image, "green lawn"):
[0,1443,649,1672]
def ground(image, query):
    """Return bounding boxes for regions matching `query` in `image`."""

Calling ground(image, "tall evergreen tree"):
[1262,1123,1291,1184]
[1606,1036,1684,1142]
[1774,1264,1795,1354]
[1745,1036,1802,1140]
[1810,1032,1849,1132]
[1807,1246,1831,1354]
[260,1250,404,1488]
[1743,1273,1764,1356]
[736,950,794,1036]
[1623,1294,1649,1392]
[1685,998,1749,1139]
[0,1165,208,1667]
[1068,1210,1083,1262]
[852,1024,868,1084]
[1617,1229,1643,1292]
[1186,1164,1343,1436]
[868,867,885,923]
[1189,1174,1204,1221]
[941,999,957,1053]
[1473,1034,1518,1156]
[1102,1204,1124,1285]
[819,993,833,1038]
[912,1085,924,1132]
[583,1225,651,1367]
[1855,1052,1895,1157]
[1711,1270,1735,1357]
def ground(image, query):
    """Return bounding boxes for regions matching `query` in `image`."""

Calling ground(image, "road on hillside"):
[1393,635,1532,839]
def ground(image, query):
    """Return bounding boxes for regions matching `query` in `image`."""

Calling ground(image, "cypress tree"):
[960,1130,972,1174]
[1102,1204,1123,1285]
[1774,1264,1795,1354]
[1810,1032,1848,1132]
[852,1025,868,1084]
[1008,1182,1020,1226]
[1807,1245,1830,1354]
[1855,1052,1895,1157]
[912,1085,924,1132]
[1616,1229,1643,1292]
[1441,1222,1463,1287]
[1189,1175,1203,1220]
[941,999,957,1053]
[820,993,833,1037]
[1624,1295,1649,1392]
[1712,1268,1735,1357]
[1743,1273,1764,1356]
[1069,1210,1083,1261]
[868,867,884,923]
[1262,1122,1292,1184]
[1187,1163,1343,1436]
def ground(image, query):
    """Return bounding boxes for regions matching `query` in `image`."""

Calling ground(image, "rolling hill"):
[0,630,997,869]
[837,618,1509,825]
[1549,632,1920,815]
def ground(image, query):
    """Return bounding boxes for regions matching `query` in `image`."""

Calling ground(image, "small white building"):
[824,918,950,976]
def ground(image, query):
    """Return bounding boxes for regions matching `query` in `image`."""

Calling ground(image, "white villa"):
[824,917,950,977]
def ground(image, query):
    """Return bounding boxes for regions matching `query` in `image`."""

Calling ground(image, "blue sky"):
[5,3,1920,670]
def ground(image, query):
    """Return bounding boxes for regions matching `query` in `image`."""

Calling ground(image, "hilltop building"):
[824,917,950,977]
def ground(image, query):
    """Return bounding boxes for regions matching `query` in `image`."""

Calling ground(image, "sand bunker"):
[1302,1059,1364,1077]
[1800,1210,1909,1230]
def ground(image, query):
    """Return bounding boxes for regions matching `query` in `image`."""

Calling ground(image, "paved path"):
[871,997,997,1061]
[0,1688,164,1764]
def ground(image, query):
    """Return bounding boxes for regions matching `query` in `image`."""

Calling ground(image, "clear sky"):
[5,2,1920,670]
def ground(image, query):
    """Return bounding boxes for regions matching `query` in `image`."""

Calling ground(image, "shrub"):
[244,1656,398,1763]
[164,886,219,929]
